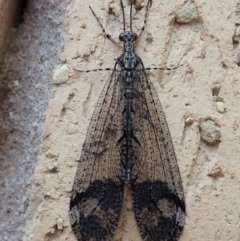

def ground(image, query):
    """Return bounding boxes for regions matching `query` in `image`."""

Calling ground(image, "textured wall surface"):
[0,0,17,63]
[0,1,67,240]
[1,0,240,241]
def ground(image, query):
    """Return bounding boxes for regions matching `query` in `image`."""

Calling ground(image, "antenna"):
[130,1,133,31]
[120,0,126,31]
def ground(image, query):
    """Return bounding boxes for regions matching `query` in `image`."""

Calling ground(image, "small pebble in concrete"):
[52,64,69,84]
[185,117,194,125]
[57,217,64,230]
[199,119,221,145]
[175,0,199,23]
[233,25,240,43]
[208,167,224,179]
[216,101,225,113]
[237,52,240,66]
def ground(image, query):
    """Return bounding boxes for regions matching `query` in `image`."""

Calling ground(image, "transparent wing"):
[131,69,185,241]
[69,70,124,241]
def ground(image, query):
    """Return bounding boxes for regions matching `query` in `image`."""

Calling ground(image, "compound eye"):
[133,33,138,41]
[119,33,124,41]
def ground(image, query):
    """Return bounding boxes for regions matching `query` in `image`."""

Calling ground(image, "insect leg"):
[135,0,152,44]
[73,68,115,73]
[89,6,122,48]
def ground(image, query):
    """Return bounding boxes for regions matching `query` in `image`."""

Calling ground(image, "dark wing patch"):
[70,180,123,241]
[131,69,185,241]
[69,71,124,241]
[132,181,185,241]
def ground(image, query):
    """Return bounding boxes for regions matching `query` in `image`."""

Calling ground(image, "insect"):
[69,1,185,240]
